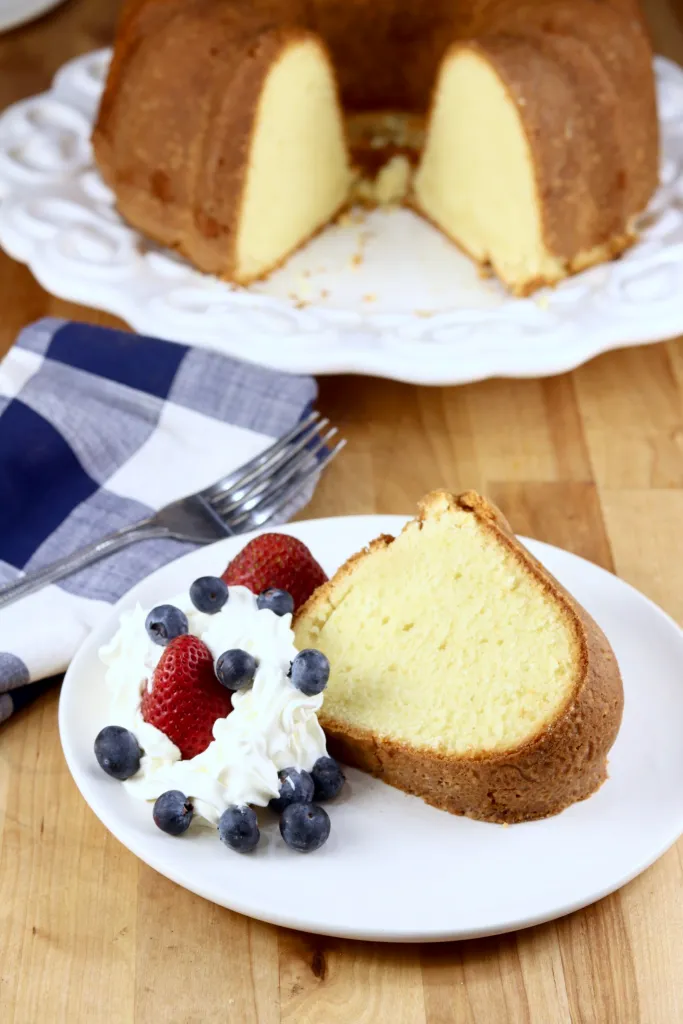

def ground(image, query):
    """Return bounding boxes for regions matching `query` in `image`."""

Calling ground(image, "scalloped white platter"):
[1,50,683,384]
[0,0,66,34]
[60,515,683,942]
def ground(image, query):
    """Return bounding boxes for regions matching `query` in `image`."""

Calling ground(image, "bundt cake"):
[93,0,658,295]
[294,491,623,823]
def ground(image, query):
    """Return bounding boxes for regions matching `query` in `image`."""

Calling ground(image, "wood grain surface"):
[1,2,683,1021]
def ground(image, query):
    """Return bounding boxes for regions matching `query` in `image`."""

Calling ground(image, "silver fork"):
[0,412,345,611]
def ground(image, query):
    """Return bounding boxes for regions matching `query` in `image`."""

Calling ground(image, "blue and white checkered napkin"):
[0,318,318,724]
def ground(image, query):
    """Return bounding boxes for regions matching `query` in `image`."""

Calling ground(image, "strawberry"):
[221,533,327,611]
[141,635,232,760]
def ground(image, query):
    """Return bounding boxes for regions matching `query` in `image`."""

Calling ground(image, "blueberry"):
[290,649,330,696]
[94,725,142,780]
[153,790,194,835]
[311,756,345,802]
[189,576,229,614]
[215,649,258,691]
[269,767,315,814]
[279,803,331,853]
[257,588,294,617]
[145,604,188,646]
[218,805,260,853]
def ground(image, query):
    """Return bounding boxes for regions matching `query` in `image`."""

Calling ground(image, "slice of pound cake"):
[294,491,623,823]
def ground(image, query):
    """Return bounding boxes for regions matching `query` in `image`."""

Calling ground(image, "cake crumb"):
[536,294,550,310]
[348,225,372,270]
[415,309,434,318]
[294,299,309,310]
[337,207,367,228]
[320,289,330,299]
[362,293,376,303]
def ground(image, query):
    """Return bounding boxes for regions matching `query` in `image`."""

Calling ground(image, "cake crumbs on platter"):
[362,293,376,303]
[535,294,550,310]
[415,309,434,318]
[320,289,330,299]
[337,207,368,228]
[348,226,373,270]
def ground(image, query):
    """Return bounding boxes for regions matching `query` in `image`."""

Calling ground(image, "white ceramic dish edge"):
[0,52,683,384]
[0,0,65,34]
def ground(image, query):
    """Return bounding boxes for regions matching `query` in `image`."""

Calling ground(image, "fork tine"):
[207,417,330,511]
[210,427,338,518]
[225,438,346,533]
[210,427,337,517]
[205,416,329,509]
[240,439,346,531]
[200,410,321,501]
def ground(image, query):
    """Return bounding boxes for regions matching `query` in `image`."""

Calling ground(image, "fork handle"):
[0,519,168,611]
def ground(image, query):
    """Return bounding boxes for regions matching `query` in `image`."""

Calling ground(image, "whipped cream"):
[99,586,328,824]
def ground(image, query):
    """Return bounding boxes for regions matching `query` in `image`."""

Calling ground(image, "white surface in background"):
[1,50,683,384]
[0,0,66,33]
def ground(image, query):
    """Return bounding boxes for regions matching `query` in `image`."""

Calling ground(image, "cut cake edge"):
[295,490,624,823]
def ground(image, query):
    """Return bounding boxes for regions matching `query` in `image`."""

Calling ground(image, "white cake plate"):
[0,0,66,34]
[1,50,683,385]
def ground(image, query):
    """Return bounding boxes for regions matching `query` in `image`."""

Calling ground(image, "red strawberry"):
[141,635,232,760]
[221,533,327,611]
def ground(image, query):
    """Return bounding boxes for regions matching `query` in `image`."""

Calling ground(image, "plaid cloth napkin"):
[0,318,318,724]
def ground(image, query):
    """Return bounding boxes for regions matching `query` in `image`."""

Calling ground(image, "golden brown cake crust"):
[93,0,658,291]
[295,491,624,824]
[93,4,342,280]
[491,0,658,223]
[414,198,636,297]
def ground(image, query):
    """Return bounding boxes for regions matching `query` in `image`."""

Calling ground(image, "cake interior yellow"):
[294,491,623,823]
[297,496,577,756]
[234,36,351,283]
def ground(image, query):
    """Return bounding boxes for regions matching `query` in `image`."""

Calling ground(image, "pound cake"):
[93,0,658,296]
[294,491,623,823]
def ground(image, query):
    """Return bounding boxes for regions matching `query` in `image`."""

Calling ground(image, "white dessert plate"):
[2,51,683,384]
[60,515,683,942]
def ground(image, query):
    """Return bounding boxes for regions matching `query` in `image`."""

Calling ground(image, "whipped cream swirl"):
[99,586,327,824]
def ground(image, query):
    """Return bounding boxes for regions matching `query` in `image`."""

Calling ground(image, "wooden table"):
[1,2,683,1021]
